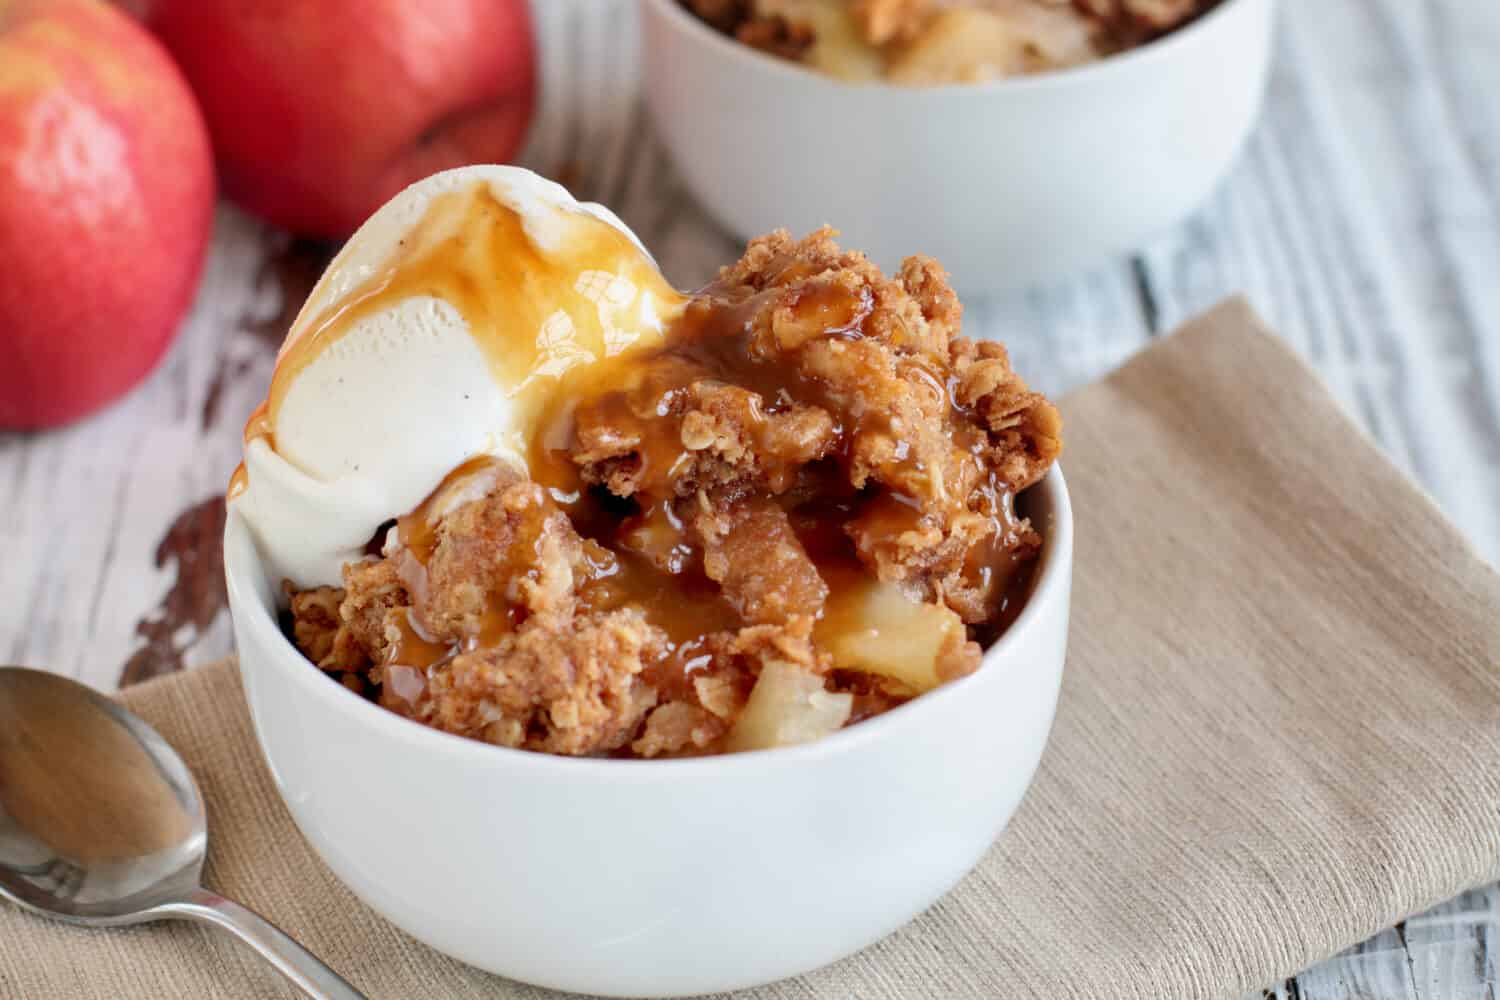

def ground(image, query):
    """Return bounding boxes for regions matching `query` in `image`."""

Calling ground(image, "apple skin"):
[0,0,215,430]
[147,0,538,240]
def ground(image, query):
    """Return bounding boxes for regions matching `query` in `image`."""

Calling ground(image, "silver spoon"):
[0,666,364,1000]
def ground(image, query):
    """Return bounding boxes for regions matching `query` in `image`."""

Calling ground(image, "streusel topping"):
[288,225,1060,757]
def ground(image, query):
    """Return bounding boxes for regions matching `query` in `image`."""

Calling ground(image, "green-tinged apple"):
[0,0,214,429]
[147,0,537,240]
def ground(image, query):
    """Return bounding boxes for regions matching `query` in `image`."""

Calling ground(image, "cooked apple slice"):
[725,661,853,752]
[887,5,1099,85]
[817,580,968,693]
[758,0,885,81]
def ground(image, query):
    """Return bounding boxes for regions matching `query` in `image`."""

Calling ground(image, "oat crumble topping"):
[287,230,1061,757]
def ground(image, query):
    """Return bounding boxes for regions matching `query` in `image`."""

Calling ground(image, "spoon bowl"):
[0,666,363,999]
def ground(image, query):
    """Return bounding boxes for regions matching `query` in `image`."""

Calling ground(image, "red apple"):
[147,0,537,239]
[0,0,214,429]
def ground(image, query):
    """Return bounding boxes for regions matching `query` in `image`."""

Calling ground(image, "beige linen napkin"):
[3,299,1498,999]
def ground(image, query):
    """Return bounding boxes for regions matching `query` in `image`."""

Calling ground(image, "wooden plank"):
[1257,886,1500,1000]
[1404,887,1500,1000]
[1292,926,1423,1000]
[0,209,283,691]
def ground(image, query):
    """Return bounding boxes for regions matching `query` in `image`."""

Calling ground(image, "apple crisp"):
[680,0,1222,84]
[286,230,1061,757]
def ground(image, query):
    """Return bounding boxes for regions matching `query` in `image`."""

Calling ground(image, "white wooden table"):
[2,2,1495,996]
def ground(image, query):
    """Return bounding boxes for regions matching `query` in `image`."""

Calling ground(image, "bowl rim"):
[641,0,1267,97]
[225,464,1072,777]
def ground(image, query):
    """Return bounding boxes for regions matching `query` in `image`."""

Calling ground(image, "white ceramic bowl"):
[642,0,1275,292]
[224,468,1073,997]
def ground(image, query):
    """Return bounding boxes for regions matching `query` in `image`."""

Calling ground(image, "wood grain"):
[0,0,1493,995]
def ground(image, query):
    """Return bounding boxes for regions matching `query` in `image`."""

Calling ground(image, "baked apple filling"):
[681,0,1223,84]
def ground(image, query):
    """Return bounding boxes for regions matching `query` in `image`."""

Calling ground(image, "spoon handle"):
[161,887,366,1000]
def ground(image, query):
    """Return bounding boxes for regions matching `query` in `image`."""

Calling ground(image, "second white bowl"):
[642,0,1275,292]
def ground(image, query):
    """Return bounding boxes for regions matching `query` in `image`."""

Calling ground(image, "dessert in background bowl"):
[683,0,1224,84]
[224,165,1073,994]
[643,0,1275,292]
